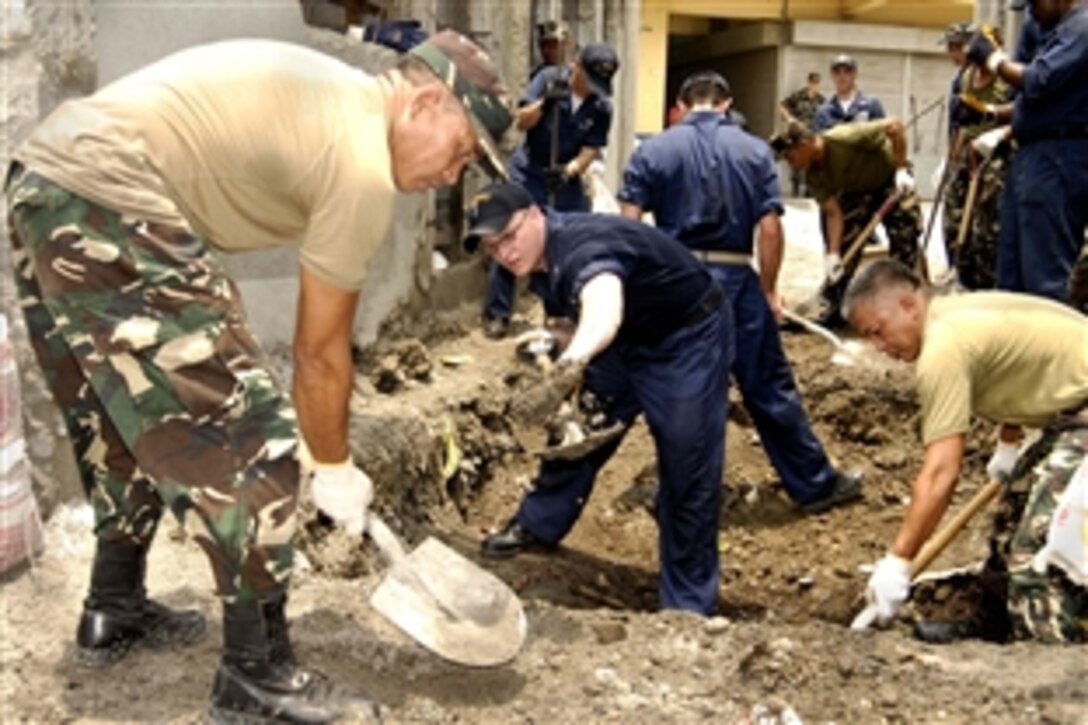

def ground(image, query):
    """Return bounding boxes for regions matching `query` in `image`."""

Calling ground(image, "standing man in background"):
[6,31,511,722]
[812,54,886,132]
[967,0,1088,304]
[530,20,571,81]
[778,71,825,196]
[480,42,619,340]
[619,70,863,515]
[940,23,1012,290]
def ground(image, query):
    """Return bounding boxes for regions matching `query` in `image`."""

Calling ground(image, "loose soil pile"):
[1,309,1083,724]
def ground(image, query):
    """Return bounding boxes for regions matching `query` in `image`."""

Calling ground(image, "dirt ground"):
[2,261,1086,722]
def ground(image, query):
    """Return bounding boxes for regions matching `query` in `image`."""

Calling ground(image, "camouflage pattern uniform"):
[990,413,1088,643]
[5,166,299,603]
[780,87,825,196]
[822,187,923,308]
[941,67,1011,289]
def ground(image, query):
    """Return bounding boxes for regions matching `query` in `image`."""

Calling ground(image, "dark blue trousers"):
[997,139,1088,302]
[515,304,734,614]
[709,264,837,503]
[483,171,589,321]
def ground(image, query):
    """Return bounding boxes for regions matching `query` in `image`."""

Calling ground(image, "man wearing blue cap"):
[6,30,511,721]
[480,42,619,339]
[618,70,863,517]
[466,182,735,615]
[966,0,1087,303]
[812,54,886,132]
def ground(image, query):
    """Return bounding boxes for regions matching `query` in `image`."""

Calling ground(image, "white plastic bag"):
[1032,457,1087,586]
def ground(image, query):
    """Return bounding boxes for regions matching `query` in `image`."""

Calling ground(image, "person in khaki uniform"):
[770,118,922,327]
[6,31,511,722]
[844,259,1088,644]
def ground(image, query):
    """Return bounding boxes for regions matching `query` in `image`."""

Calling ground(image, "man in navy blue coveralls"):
[481,43,618,339]
[618,71,863,514]
[979,0,1087,303]
[467,183,734,614]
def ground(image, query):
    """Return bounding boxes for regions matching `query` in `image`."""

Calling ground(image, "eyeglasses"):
[482,211,528,254]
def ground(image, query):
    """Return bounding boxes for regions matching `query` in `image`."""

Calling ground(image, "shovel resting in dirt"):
[365,514,527,666]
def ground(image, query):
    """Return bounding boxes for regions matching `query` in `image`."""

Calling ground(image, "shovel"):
[781,308,870,368]
[850,478,1003,630]
[366,514,527,666]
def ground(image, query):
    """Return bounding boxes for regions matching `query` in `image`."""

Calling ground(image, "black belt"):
[1018,124,1088,144]
[679,285,726,330]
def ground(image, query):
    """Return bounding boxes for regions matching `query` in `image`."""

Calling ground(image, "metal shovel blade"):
[367,517,527,667]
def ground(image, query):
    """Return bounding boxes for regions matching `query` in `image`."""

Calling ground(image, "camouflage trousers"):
[5,166,299,603]
[990,420,1088,643]
[941,152,1007,290]
[1070,242,1088,314]
[824,187,922,306]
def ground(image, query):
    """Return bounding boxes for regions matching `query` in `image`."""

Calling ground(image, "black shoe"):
[210,598,380,724]
[210,661,380,724]
[77,599,207,666]
[800,470,864,515]
[481,519,551,559]
[482,317,510,340]
[914,611,1011,645]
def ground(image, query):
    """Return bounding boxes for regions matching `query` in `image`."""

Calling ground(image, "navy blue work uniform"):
[997,5,1088,302]
[513,211,734,614]
[483,67,613,322]
[812,91,886,131]
[618,110,840,506]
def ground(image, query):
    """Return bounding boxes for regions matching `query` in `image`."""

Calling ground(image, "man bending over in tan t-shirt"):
[5,30,511,722]
[842,259,1087,645]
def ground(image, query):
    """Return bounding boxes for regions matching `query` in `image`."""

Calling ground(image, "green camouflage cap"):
[409,30,513,180]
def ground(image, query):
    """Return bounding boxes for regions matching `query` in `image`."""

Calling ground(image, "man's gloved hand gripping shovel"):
[311,458,527,667]
[850,477,1003,630]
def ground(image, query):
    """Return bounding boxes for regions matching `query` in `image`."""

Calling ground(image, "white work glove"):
[986,440,1021,481]
[310,459,374,537]
[972,126,1007,161]
[824,253,844,283]
[864,553,912,624]
[894,167,916,195]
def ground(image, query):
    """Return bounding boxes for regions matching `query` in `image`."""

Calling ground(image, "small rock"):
[703,616,731,637]
[592,621,627,645]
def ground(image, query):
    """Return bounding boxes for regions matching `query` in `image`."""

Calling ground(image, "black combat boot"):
[76,539,207,666]
[209,597,380,724]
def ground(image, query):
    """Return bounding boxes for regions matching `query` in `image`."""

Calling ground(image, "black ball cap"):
[463,183,534,253]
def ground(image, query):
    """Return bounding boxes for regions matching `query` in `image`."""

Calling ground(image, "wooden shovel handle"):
[910,479,1003,578]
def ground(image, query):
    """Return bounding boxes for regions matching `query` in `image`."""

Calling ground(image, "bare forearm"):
[996,59,1025,90]
[756,214,783,295]
[890,442,963,559]
[516,100,545,130]
[824,203,844,254]
[293,345,353,464]
[566,147,598,177]
[619,201,642,221]
[560,274,623,364]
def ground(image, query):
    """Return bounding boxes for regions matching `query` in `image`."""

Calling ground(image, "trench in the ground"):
[299,329,992,628]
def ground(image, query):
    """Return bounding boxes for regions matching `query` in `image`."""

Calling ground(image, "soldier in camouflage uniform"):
[5,31,511,722]
[940,28,1012,290]
[777,72,825,196]
[843,260,1088,644]
[771,118,922,328]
